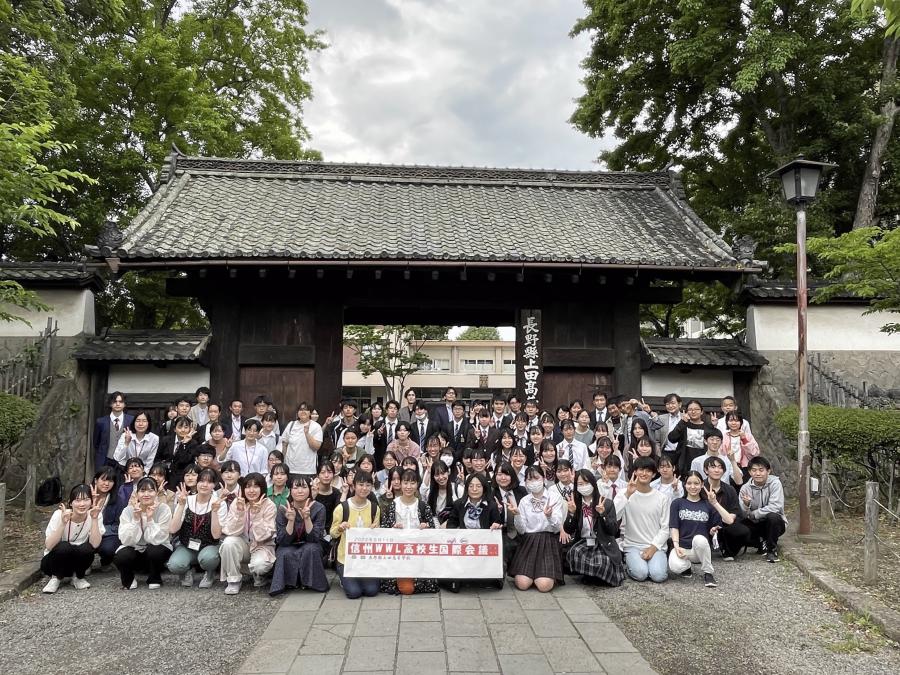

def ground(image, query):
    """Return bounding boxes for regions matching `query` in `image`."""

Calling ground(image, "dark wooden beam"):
[207,297,240,406]
[238,345,315,365]
[613,300,642,397]
[543,348,616,369]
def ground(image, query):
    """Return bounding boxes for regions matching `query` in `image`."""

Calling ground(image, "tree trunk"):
[854,37,900,230]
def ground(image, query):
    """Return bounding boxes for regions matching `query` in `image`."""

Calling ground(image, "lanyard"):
[67,517,87,542]
[191,511,208,537]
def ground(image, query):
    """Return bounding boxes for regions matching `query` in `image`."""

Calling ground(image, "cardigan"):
[221,497,277,562]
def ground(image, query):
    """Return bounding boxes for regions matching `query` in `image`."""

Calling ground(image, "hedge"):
[0,392,38,447]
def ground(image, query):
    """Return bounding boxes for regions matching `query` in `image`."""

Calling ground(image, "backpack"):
[328,497,380,567]
[36,476,62,506]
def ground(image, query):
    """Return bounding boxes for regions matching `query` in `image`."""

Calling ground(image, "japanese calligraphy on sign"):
[519,310,542,403]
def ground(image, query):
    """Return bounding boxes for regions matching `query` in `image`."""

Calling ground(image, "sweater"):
[620,489,670,551]
[118,503,173,552]
[739,476,788,524]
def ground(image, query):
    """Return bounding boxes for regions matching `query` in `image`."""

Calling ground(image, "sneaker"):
[225,581,241,595]
[767,549,779,563]
[199,571,216,589]
[127,579,138,590]
[180,571,194,587]
[42,577,61,594]
[148,583,161,590]
[703,573,718,588]
[680,568,693,578]
[721,554,735,562]
[252,574,266,588]
[71,576,91,590]
[758,542,768,555]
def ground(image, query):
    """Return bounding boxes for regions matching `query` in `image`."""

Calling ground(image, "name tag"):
[585,537,596,548]
[188,539,202,551]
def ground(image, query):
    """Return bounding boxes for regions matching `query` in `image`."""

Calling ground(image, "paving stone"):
[237,638,299,674]
[557,597,607,617]
[514,590,560,610]
[396,650,448,674]
[445,637,499,672]
[498,654,554,675]
[287,654,343,675]
[575,623,638,653]
[594,652,658,674]
[441,593,482,609]
[550,580,590,597]
[399,622,445,650]
[298,626,350,655]
[261,611,316,640]
[361,594,402,609]
[526,609,578,637]
[539,637,603,673]
[488,623,543,654]
[443,608,488,637]
[314,598,360,624]
[354,608,400,636]
[345,636,397,671]
[279,592,325,611]
[401,596,442,621]
[481,598,528,624]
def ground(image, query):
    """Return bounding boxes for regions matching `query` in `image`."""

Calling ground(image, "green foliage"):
[0,281,50,325]
[96,272,207,330]
[343,325,450,400]
[456,326,501,340]
[640,281,744,338]
[804,226,900,334]
[0,392,38,447]
[853,0,900,36]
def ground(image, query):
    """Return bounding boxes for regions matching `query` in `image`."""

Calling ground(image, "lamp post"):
[767,156,836,535]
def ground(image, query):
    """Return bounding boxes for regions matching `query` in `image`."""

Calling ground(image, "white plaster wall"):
[642,370,734,399]
[107,364,210,394]
[747,305,899,351]
[342,370,515,389]
[0,289,94,337]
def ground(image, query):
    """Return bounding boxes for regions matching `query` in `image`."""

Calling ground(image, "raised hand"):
[144,502,156,520]
[625,475,638,498]
[299,499,311,520]
[741,491,752,506]
[710,412,719,425]
[234,497,246,513]
[61,505,73,525]
[177,482,188,505]
[224,437,233,449]
[680,412,690,423]
[285,506,296,521]
[596,499,606,515]
[123,428,132,444]
[506,495,519,516]
[704,486,718,504]
[311,478,319,498]
[566,493,576,515]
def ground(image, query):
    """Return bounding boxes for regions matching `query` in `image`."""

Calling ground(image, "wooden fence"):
[0,317,58,400]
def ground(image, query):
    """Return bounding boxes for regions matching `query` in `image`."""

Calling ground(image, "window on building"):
[462,358,494,373]
[502,359,515,373]
[422,358,451,371]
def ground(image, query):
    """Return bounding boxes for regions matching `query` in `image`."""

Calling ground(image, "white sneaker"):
[71,577,91,590]
[224,581,241,595]
[148,583,161,590]
[199,571,216,589]
[180,571,194,587]
[252,574,266,588]
[42,577,61,594]
[127,579,138,590]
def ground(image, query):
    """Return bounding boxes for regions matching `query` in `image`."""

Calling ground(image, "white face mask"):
[526,480,544,494]
[415,413,427,421]
[577,484,594,497]
[440,454,454,467]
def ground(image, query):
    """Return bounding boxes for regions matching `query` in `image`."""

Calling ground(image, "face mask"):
[440,454,454,467]
[416,413,426,421]
[526,480,544,494]
[577,484,594,497]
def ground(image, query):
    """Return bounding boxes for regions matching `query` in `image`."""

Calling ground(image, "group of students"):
[41,388,787,596]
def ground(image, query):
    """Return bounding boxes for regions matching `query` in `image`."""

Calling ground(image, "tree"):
[640,281,743,339]
[343,325,450,401]
[456,326,500,340]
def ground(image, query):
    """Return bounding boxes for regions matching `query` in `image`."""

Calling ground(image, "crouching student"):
[219,472,276,594]
[270,476,329,596]
[115,477,173,589]
[330,470,381,599]
[380,469,438,595]
[620,457,669,583]
[167,468,227,588]
[41,484,104,593]
[703,456,749,561]
[446,473,503,592]
[668,471,736,588]
[507,466,565,592]
[564,470,624,587]
[739,456,787,562]
[92,467,123,569]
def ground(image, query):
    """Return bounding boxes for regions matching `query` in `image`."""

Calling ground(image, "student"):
[564,469,624,586]
[189,387,211,426]
[219,473,277,594]
[491,429,517,472]
[598,455,628,502]
[491,462,526,575]
[739,456,787,562]
[668,471,736,588]
[182,464,200,495]
[507,466,565,592]
[652,393,683,466]
[537,440,558,485]
[222,419,268,475]
[714,396,752,436]
[446,472,503,592]
[379,468,438,595]
[620,457,670,583]
[723,411,760,484]
[668,400,716,477]
[573,409,594,446]
[270,476,329,596]
[218,460,242,508]
[228,399,246,442]
[197,402,231,443]
[167,468,226,588]
[624,418,657,476]
[330,470,381,599]
[355,454,379,491]
[258,411,280,453]
[147,461,174,510]
[281,402,324,478]
[267,463,290,507]
[469,449,489,479]
[266,449,285,478]
[524,425,544,467]
[250,395,281,436]
[378,466,403,515]
[337,426,364,469]
[375,451,398,489]
[165,416,201,488]
[556,421,589,471]
[552,459,576,572]
[313,462,340,534]
[417,434,443,481]
[426,460,463,527]
[198,424,228,470]
[650,455,683,501]
[386,420,420,460]
[41,484,104,593]
[93,391,133,471]
[115,476,173,589]
[690,428,742,486]
[113,411,159,473]
[118,457,146,505]
[91,468,123,570]
[469,408,499,453]
[703,456,749,561]
[509,446,528,485]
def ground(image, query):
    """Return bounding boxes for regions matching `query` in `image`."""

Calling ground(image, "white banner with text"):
[343,528,503,578]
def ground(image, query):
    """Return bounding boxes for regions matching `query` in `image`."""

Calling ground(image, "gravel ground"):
[0,571,281,675]
[587,553,900,675]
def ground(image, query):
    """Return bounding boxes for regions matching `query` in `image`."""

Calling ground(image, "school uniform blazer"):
[93,413,135,469]
[446,498,502,529]
[410,418,441,446]
[432,403,454,428]
[467,426,500,453]
[197,419,233,443]
[444,419,473,459]
[563,497,622,564]
[589,407,609,430]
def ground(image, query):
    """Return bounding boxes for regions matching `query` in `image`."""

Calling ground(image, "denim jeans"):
[624,546,668,582]
[337,563,379,599]
[166,543,221,574]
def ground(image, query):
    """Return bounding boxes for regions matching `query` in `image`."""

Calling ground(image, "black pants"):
[114,545,171,586]
[41,542,96,579]
[742,513,786,550]
[98,534,120,566]
[718,521,751,556]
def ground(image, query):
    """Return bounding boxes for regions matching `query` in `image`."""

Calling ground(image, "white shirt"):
[556,439,590,470]
[226,440,268,475]
[44,510,105,555]
[514,490,564,534]
[690,452,734,483]
[114,432,160,472]
[281,420,323,474]
[118,503,173,552]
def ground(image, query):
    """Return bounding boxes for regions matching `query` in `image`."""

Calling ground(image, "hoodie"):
[739,476,787,524]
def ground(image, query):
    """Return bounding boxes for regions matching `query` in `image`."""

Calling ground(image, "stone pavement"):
[236,576,657,675]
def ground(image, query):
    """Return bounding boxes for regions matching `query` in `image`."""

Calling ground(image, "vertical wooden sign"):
[516,309,542,404]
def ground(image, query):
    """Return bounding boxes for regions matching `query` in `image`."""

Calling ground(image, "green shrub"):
[0,392,39,446]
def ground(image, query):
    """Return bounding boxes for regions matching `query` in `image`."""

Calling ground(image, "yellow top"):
[329,499,381,565]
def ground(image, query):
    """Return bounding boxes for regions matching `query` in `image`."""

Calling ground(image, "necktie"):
[388,423,394,443]
[567,443,573,461]
[454,422,459,437]
[114,418,120,431]
[419,422,425,439]
[611,484,618,498]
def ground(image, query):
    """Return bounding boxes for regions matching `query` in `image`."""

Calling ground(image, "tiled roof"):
[742,280,866,303]
[642,338,768,368]
[0,262,104,287]
[74,330,210,362]
[90,156,751,272]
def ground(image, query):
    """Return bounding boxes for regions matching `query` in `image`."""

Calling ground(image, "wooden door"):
[541,370,614,410]
[239,367,315,420]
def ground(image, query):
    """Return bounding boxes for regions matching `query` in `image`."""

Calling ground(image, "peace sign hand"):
[625,475,638,498]
[595,499,606,515]
[566,493,576,514]
[234,497,246,513]
[710,412,719,425]
[506,495,519,516]
[123,428,132,444]
[543,501,553,518]
[177,482,189,505]
[299,499,311,520]
[704,486,718,504]
[60,503,73,524]
[285,505,296,521]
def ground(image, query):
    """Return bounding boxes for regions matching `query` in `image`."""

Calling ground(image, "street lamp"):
[767,156,836,536]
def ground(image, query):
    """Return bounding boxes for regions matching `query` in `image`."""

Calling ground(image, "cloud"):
[304,0,615,170]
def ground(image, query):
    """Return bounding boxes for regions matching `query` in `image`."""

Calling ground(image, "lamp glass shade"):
[799,166,821,199]
[781,170,797,202]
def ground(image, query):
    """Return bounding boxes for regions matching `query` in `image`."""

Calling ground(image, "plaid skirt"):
[509,531,563,582]
[566,539,625,587]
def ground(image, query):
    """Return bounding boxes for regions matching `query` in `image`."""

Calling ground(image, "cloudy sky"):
[303,0,613,171]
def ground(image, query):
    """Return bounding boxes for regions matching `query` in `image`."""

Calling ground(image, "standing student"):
[281,402,324,478]
[222,419,268,475]
[93,391,133,471]
[189,387,211,426]
[41,484,104,593]
[620,457,670,583]
[739,456,787,562]
[258,412,280,453]
[507,466,565,592]
[668,471,735,588]
[723,411,760,485]
[164,416,201,488]
[386,420,421,460]
[651,393,683,467]
[330,471,381,599]
[92,468,123,569]
[667,400,716,477]
[270,476,329,596]
[492,462,527,574]
[445,473,503,592]
[115,477,173,589]
[219,473,277,594]
[556,421,590,471]
[564,469,624,587]
[167,468,226,588]
[537,440,559,486]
